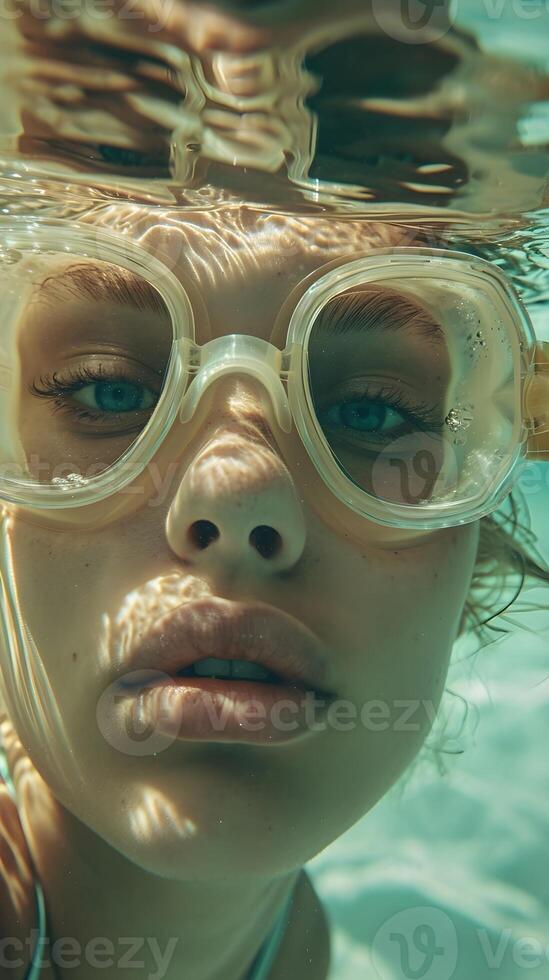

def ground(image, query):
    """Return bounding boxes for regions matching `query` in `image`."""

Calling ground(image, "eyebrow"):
[313,288,444,347]
[37,262,169,318]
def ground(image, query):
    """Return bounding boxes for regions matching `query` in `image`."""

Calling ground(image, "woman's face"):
[0,209,479,879]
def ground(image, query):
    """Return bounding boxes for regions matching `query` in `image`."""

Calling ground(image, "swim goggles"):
[0,217,546,531]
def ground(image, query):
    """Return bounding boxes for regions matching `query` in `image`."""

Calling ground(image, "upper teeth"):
[178,658,279,683]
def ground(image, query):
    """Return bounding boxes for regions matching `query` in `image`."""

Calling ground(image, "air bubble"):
[445,404,474,435]
[51,473,89,489]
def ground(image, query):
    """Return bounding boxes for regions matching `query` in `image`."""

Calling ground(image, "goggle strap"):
[525,342,549,458]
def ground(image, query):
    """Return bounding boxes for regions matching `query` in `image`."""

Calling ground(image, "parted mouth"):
[119,596,334,695]
[174,657,283,683]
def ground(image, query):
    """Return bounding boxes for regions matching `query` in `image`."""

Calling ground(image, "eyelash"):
[30,367,441,442]
[324,383,443,438]
[30,365,156,425]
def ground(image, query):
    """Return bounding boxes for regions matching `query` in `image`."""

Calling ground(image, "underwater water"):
[0,1,547,978]
[307,6,549,979]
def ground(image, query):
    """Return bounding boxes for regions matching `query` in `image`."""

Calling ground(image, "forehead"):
[94,204,413,296]
[53,204,428,342]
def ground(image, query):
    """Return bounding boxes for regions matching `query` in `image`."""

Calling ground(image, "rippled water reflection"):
[0,5,547,223]
[1,3,548,340]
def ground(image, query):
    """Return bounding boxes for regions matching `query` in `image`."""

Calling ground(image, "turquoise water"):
[308,5,549,979]
[455,0,549,69]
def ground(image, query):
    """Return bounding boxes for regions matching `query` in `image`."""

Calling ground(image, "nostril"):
[188,520,220,550]
[249,525,282,560]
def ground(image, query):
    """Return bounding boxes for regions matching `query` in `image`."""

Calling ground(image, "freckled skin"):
[0,208,480,979]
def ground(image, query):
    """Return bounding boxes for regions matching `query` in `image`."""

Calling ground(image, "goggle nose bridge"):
[176,334,299,434]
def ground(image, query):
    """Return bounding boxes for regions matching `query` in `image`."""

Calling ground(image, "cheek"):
[286,522,480,837]
[2,518,163,703]
[308,520,479,708]
[0,513,181,802]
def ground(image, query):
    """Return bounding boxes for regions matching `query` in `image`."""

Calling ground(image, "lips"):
[119,596,332,696]
[110,598,334,745]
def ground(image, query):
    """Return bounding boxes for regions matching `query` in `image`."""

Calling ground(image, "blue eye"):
[73,380,157,414]
[321,398,406,435]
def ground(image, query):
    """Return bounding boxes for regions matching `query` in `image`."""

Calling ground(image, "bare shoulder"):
[0,782,37,980]
[271,869,331,980]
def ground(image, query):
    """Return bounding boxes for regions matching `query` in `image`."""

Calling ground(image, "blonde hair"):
[462,493,549,640]
[394,492,548,789]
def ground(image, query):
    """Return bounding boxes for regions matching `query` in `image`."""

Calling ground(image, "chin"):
[109,821,306,882]
[81,773,310,881]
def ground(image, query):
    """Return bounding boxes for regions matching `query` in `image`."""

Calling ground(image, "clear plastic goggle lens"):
[0,233,537,528]
[0,252,175,489]
[305,275,521,512]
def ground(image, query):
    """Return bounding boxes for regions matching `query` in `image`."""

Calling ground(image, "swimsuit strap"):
[0,746,47,980]
[245,885,294,980]
[25,881,46,980]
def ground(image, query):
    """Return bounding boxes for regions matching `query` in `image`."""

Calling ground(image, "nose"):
[165,395,307,577]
